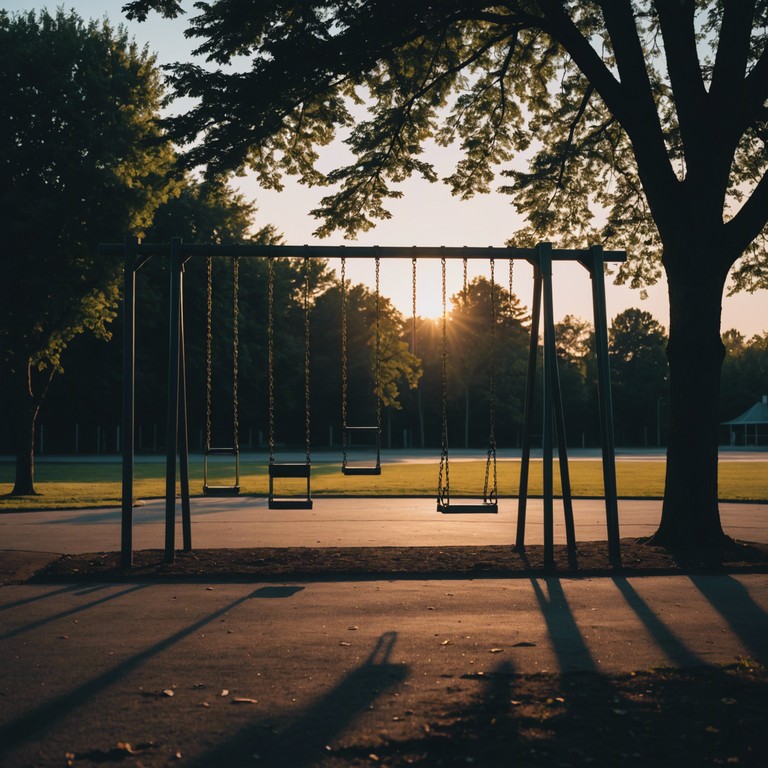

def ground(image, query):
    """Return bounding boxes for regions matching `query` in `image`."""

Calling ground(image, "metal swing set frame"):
[107,238,625,569]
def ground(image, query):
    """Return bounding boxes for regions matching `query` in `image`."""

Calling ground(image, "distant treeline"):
[9,256,767,456]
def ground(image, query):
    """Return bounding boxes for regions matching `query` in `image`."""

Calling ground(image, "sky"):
[6,1,767,333]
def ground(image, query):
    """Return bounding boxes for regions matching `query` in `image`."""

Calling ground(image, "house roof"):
[724,398,768,426]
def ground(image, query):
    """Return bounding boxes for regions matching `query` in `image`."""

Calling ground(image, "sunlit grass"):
[1,458,766,511]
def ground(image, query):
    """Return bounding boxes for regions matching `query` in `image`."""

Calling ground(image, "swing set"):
[107,239,624,570]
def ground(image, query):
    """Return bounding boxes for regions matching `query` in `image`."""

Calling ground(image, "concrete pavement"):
[1,575,766,767]
[1,496,766,555]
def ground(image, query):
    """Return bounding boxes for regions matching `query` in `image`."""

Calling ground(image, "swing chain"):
[374,255,381,436]
[462,257,468,304]
[304,256,311,464]
[267,256,275,463]
[483,258,498,504]
[437,256,449,507]
[205,255,213,454]
[232,256,240,453]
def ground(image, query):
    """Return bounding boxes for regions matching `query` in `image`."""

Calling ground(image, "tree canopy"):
[0,8,175,494]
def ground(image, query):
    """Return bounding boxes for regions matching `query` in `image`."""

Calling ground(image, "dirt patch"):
[0,550,60,585]
[26,537,768,582]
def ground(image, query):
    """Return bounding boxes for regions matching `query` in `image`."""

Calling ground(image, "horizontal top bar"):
[100,242,626,263]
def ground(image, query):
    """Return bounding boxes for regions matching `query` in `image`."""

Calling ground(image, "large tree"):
[125,1,768,545]
[0,9,174,494]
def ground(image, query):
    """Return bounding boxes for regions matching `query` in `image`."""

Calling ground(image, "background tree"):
[311,280,421,449]
[446,276,529,447]
[720,330,768,436]
[554,315,597,446]
[609,308,669,446]
[0,9,174,495]
[124,0,768,545]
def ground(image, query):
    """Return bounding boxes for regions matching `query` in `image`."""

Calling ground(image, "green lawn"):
[1,458,766,511]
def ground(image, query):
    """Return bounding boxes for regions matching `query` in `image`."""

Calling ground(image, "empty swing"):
[267,255,313,509]
[203,254,240,496]
[437,255,499,513]
[340,255,382,475]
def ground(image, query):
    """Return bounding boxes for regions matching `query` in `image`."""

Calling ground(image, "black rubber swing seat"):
[269,463,311,479]
[342,426,381,475]
[203,485,241,497]
[268,462,313,510]
[203,447,240,496]
[437,501,499,514]
[342,465,382,476]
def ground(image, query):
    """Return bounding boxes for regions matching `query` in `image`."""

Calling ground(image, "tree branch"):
[743,46,768,126]
[655,0,708,162]
[725,168,768,255]
[588,0,680,231]
[709,0,755,106]
[557,83,594,189]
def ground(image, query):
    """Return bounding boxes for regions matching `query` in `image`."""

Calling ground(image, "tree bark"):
[10,361,41,496]
[651,247,731,547]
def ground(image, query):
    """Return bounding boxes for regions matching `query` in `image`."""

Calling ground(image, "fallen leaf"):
[512,641,536,647]
[232,697,259,704]
[163,689,175,697]
[220,689,230,697]
[347,626,358,631]
[440,640,451,646]
[490,648,503,653]
[340,641,351,647]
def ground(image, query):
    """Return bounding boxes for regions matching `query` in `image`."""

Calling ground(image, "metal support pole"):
[178,264,192,551]
[539,243,555,569]
[587,245,621,565]
[550,346,576,553]
[516,266,542,548]
[164,237,183,563]
[120,236,137,567]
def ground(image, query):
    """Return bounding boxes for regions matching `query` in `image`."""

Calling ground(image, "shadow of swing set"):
[104,239,625,570]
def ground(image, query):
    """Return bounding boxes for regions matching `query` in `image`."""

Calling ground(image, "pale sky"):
[6,1,767,334]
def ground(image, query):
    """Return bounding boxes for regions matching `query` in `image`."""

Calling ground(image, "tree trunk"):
[651,250,730,547]
[11,362,39,496]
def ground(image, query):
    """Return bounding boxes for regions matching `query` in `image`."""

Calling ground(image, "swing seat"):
[269,462,311,478]
[437,501,499,514]
[342,464,382,476]
[203,484,241,497]
[268,462,313,509]
[342,426,381,475]
[203,447,240,496]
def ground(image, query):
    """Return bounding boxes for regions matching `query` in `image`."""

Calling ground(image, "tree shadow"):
[688,574,768,661]
[612,576,702,667]
[185,631,409,768]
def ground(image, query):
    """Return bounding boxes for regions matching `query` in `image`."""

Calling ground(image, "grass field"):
[1,457,767,511]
